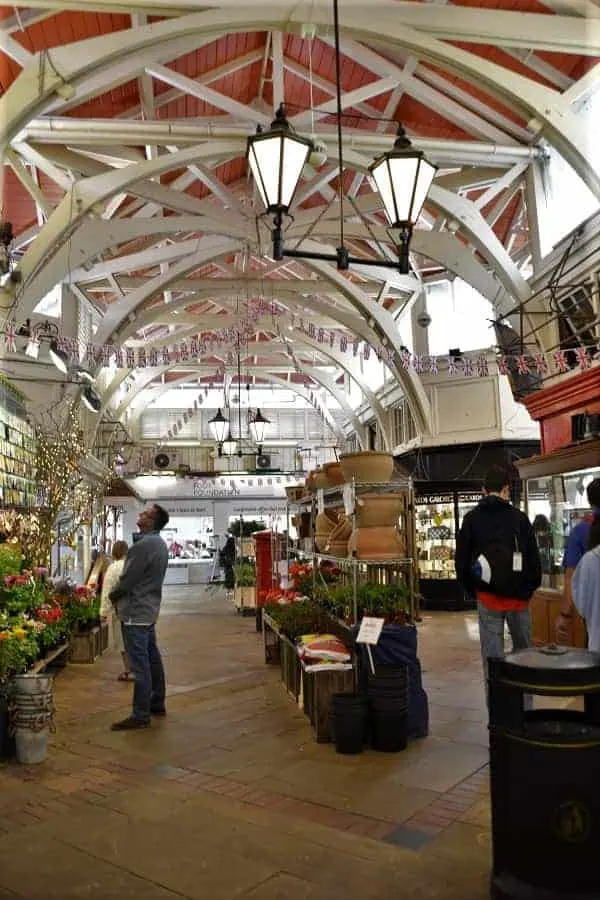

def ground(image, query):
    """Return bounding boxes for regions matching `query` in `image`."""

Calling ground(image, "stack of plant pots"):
[329,692,368,754]
[350,492,406,560]
[315,510,338,551]
[366,664,409,752]
[9,673,55,764]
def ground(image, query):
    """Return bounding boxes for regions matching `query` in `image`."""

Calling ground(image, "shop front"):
[515,367,600,648]
[398,440,540,609]
[118,474,293,586]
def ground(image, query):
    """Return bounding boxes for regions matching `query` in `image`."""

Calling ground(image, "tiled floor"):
[0,587,493,899]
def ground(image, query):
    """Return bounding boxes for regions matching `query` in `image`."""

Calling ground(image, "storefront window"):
[525,466,600,590]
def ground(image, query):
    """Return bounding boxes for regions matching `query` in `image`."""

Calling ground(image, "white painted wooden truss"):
[1,2,597,447]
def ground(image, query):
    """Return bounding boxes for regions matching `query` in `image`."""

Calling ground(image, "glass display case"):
[523,465,600,590]
[415,487,482,608]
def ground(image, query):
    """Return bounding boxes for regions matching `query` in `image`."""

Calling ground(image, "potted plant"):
[233,561,256,612]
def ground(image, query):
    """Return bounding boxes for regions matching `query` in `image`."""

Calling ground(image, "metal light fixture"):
[222,431,237,457]
[247,0,436,274]
[82,385,101,413]
[368,125,437,274]
[208,408,229,444]
[249,408,270,452]
[247,104,313,260]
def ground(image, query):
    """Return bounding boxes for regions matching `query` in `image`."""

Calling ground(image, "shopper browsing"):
[219,534,236,595]
[556,478,600,643]
[99,540,133,682]
[570,511,600,652]
[455,465,542,698]
[109,504,170,731]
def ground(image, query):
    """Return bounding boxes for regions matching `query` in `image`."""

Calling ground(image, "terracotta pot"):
[339,451,394,484]
[305,471,317,493]
[323,461,345,486]
[327,515,352,547]
[349,527,406,560]
[327,540,349,558]
[312,468,330,490]
[355,493,403,528]
[315,510,338,552]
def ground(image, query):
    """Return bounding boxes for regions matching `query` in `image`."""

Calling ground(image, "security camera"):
[309,140,327,168]
[416,311,432,328]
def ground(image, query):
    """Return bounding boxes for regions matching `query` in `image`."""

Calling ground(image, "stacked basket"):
[366,664,409,752]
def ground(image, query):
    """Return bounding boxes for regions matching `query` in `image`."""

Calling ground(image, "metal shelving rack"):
[286,479,419,624]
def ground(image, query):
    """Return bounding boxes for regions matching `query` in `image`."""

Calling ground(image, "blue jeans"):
[121,624,166,723]
[478,601,532,708]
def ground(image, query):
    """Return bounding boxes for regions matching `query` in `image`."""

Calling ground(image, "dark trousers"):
[223,562,235,590]
[121,624,166,722]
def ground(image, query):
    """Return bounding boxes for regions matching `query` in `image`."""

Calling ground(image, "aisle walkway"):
[0,588,491,899]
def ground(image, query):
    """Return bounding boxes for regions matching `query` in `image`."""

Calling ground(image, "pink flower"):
[34,567,48,577]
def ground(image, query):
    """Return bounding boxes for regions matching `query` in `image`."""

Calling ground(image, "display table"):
[164,559,214,586]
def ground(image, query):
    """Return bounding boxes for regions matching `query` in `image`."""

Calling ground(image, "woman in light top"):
[571,514,600,652]
[100,540,133,681]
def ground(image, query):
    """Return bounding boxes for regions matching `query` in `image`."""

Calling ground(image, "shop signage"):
[416,494,453,505]
[231,502,286,516]
[416,492,482,505]
[161,501,212,515]
[193,479,240,498]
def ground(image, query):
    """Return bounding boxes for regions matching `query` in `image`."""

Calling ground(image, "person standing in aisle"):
[220,534,236,596]
[99,540,133,682]
[109,504,170,731]
[455,465,542,698]
[571,512,600,652]
[556,478,600,643]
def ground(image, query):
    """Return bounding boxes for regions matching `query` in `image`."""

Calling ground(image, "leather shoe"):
[110,716,151,731]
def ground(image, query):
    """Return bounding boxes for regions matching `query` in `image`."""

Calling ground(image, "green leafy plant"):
[0,545,21,581]
[264,601,331,641]
[234,562,256,587]
[228,519,265,538]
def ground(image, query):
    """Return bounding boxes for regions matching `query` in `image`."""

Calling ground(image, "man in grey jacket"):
[109,504,170,731]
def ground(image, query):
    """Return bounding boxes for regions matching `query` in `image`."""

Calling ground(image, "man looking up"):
[110,503,170,731]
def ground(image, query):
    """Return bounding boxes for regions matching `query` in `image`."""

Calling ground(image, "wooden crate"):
[69,626,101,664]
[262,614,281,666]
[279,634,301,700]
[302,666,355,742]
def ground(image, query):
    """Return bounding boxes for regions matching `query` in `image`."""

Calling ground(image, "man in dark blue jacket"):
[110,503,170,731]
[455,466,541,699]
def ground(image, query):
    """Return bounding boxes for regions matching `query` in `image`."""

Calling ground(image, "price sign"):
[317,488,324,515]
[356,616,385,646]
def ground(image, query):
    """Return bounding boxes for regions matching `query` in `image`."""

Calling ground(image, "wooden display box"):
[69,626,101,664]
[279,634,302,701]
[262,614,281,666]
[530,588,587,649]
[302,666,355,742]
[234,586,256,616]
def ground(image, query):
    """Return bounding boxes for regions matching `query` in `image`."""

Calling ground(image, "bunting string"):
[2,313,599,379]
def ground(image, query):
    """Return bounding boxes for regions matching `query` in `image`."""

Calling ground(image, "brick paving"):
[0,587,493,899]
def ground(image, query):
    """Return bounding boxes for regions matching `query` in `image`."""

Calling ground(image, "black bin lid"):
[506,645,600,671]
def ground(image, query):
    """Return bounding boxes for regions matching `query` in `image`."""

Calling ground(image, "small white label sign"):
[317,488,324,515]
[356,616,385,646]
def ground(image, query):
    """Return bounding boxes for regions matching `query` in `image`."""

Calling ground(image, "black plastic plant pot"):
[369,709,408,753]
[330,693,368,755]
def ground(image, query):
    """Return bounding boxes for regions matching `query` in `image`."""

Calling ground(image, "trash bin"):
[488,646,600,900]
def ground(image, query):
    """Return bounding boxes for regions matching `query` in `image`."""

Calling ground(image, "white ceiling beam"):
[165,146,250,217]
[120,48,263,118]
[500,47,574,91]
[326,36,519,144]
[474,162,528,211]
[295,164,340,206]
[290,75,400,129]
[12,141,74,191]
[0,30,33,67]
[271,31,284,112]
[18,118,541,166]
[5,149,53,217]
[146,63,272,126]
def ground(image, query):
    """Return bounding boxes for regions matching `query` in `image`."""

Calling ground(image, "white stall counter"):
[164,559,215,586]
